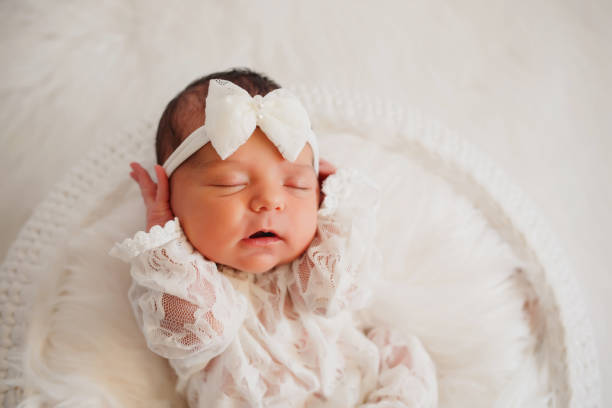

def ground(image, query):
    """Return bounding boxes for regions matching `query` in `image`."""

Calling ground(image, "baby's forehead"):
[187,140,315,174]
[193,159,315,176]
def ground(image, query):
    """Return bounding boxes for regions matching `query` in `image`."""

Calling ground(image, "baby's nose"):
[250,187,285,212]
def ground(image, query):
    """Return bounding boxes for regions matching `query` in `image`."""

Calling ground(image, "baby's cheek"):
[300,208,319,247]
[206,201,248,238]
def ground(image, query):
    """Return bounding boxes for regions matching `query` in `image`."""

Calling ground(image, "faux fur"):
[8,131,549,407]
[1,1,609,403]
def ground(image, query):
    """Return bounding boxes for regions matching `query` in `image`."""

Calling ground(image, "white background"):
[1,1,610,404]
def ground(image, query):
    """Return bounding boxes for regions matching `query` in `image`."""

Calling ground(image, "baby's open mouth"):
[242,230,282,247]
[249,231,278,239]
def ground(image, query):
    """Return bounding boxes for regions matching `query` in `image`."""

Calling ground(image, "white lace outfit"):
[111,169,438,407]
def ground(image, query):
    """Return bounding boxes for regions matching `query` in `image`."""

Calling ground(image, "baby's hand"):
[129,162,174,232]
[318,159,336,205]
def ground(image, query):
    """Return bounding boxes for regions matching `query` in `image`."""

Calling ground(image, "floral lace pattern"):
[111,169,437,407]
[109,218,181,262]
[288,168,382,317]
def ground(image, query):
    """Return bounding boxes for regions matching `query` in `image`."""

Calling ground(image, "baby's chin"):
[231,258,284,274]
[226,251,302,274]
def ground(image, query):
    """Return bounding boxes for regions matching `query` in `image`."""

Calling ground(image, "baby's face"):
[170,128,319,273]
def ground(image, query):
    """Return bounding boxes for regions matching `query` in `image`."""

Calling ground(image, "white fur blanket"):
[5,110,551,406]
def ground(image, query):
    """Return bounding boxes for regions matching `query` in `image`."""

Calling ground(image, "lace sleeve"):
[110,218,247,367]
[288,168,381,317]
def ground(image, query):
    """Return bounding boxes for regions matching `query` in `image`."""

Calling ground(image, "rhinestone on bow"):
[253,94,265,119]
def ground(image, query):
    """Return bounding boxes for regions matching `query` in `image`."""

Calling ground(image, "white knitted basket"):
[0,87,601,407]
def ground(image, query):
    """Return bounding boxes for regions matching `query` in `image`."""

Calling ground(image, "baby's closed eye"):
[207,178,248,194]
[283,178,315,190]
[211,181,247,187]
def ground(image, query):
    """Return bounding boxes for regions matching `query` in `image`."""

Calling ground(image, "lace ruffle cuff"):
[109,217,182,262]
[319,168,380,217]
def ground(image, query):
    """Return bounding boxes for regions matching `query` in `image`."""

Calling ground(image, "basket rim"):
[0,84,601,407]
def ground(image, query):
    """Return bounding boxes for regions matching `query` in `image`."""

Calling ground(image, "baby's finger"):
[319,158,335,170]
[154,165,170,204]
[130,162,157,206]
[318,159,336,175]
[318,158,337,185]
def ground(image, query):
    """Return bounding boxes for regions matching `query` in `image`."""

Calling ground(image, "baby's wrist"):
[146,212,174,232]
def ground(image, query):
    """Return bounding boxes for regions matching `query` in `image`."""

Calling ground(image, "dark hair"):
[155,68,281,164]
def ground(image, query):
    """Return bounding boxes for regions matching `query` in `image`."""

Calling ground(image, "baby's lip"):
[243,228,283,241]
[241,228,283,247]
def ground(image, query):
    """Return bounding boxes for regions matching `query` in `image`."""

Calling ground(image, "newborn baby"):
[111,69,437,407]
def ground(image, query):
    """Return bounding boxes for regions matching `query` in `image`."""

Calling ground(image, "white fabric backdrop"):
[1,0,610,404]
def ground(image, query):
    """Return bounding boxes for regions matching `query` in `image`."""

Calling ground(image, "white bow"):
[162,79,319,176]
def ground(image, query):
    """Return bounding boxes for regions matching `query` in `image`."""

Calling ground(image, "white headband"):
[162,79,319,176]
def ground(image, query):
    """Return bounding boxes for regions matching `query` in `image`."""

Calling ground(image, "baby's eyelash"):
[284,183,312,190]
[210,184,247,196]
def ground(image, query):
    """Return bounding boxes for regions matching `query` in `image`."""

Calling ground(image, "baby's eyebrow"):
[189,156,315,174]
[281,161,316,173]
[190,158,238,170]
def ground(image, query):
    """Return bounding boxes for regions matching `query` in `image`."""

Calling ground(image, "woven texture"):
[0,122,152,407]
[0,87,601,407]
